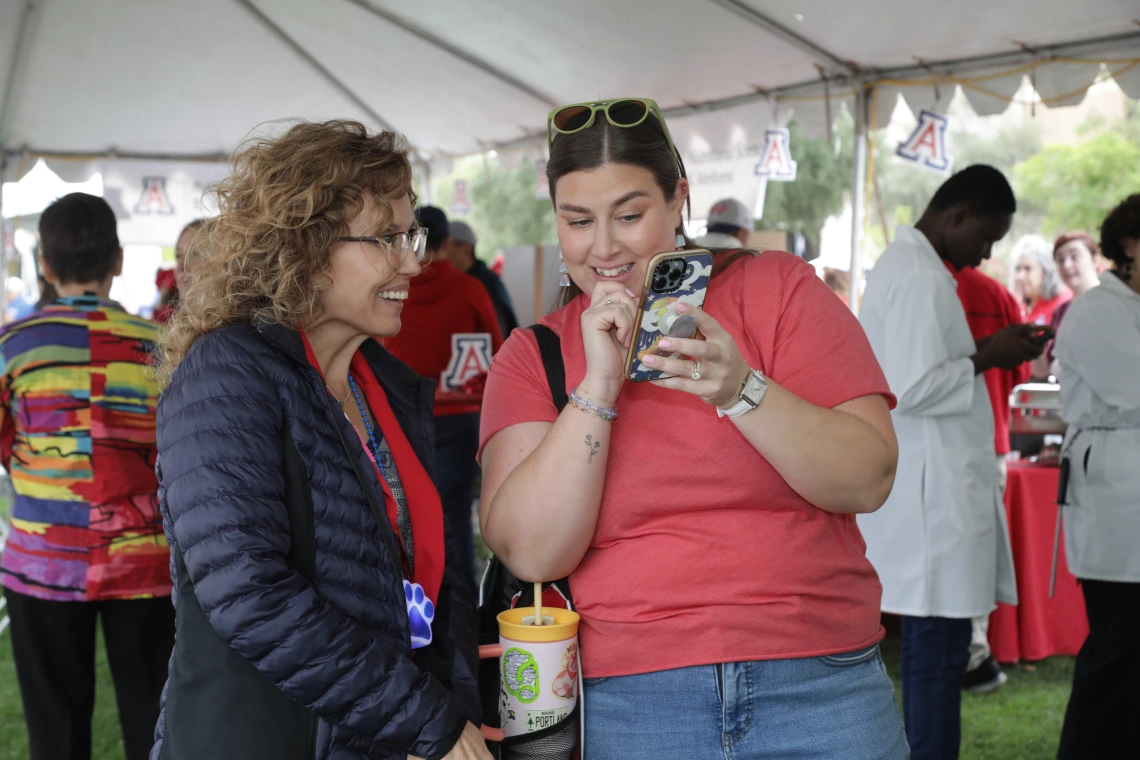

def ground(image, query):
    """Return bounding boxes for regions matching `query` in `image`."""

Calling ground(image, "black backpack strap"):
[529,324,568,412]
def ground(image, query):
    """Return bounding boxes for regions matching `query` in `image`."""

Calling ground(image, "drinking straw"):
[533,582,543,626]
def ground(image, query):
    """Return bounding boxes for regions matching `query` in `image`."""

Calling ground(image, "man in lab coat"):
[858,165,1048,760]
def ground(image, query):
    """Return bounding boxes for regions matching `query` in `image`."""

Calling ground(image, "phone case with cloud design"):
[625,250,714,382]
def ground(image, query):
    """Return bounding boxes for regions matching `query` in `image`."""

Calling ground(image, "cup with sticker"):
[483,603,581,740]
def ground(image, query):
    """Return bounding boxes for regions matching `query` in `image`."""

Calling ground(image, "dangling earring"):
[676,232,686,250]
[558,248,570,287]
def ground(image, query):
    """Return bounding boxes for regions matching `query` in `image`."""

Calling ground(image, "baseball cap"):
[706,198,752,233]
[450,220,477,246]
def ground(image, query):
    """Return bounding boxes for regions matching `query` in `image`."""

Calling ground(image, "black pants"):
[1057,579,1140,759]
[5,588,175,760]
[434,412,481,587]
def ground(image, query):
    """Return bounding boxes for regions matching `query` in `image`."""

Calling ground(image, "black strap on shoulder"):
[528,324,568,412]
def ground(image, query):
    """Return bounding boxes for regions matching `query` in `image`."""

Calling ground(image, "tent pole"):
[847,85,870,314]
[0,0,42,150]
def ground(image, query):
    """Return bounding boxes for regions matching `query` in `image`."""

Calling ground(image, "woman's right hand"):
[409,721,492,760]
[579,281,638,405]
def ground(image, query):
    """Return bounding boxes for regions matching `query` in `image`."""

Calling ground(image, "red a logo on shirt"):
[441,333,492,392]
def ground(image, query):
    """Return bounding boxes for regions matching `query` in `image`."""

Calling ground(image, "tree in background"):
[755,113,854,249]
[871,99,1043,242]
[1014,102,1140,238]
[431,156,556,262]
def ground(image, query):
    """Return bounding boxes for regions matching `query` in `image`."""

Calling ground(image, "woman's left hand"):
[646,304,750,408]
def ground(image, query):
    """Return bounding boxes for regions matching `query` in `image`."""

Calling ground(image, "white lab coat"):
[1055,272,1140,581]
[857,226,1017,618]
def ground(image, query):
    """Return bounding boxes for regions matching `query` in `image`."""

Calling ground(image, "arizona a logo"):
[754,129,797,182]
[134,177,175,215]
[450,180,471,215]
[897,110,951,173]
[440,333,492,391]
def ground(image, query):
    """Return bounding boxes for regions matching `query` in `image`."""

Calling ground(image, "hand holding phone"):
[625,250,714,382]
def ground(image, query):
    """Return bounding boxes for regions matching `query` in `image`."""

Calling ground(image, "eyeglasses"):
[338,228,430,268]
[547,98,681,168]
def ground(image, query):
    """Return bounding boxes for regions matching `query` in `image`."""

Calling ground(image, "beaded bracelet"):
[568,388,618,422]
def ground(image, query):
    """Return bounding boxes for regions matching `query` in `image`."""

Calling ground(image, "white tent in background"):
[2,0,1139,307]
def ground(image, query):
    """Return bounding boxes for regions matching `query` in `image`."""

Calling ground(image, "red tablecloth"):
[988,461,1089,663]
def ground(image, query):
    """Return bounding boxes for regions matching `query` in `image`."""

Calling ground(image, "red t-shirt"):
[948,264,1030,454]
[479,252,896,678]
[1026,292,1071,326]
[386,260,503,416]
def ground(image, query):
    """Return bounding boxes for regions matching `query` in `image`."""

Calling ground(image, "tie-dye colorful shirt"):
[0,296,171,602]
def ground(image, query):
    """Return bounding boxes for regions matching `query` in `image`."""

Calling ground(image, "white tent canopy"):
[2,0,1139,306]
[2,0,1138,158]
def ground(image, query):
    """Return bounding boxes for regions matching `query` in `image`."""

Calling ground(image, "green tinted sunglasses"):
[546,98,681,168]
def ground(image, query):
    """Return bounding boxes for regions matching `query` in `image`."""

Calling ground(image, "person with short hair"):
[859,165,1048,760]
[1055,193,1140,760]
[694,197,752,248]
[0,192,173,760]
[447,220,518,339]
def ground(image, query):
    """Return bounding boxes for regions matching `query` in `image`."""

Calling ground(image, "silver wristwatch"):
[717,369,768,418]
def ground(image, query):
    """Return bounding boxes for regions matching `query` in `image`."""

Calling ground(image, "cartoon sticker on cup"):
[491,606,581,737]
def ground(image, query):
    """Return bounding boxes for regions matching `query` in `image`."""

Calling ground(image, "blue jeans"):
[433,413,480,587]
[899,616,972,760]
[584,646,909,759]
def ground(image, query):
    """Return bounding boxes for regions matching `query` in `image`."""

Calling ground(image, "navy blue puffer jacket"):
[151,322,480,760]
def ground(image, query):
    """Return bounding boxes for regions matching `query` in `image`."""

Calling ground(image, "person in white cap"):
[447,221,518,339]
[695,198,752,248]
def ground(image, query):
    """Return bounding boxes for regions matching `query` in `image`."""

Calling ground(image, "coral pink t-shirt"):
[479,252,896,678]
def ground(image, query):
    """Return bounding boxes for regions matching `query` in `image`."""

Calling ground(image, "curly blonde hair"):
[157,120,415,383]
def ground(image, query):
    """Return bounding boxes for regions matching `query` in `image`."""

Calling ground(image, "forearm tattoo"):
[585,434,601,464]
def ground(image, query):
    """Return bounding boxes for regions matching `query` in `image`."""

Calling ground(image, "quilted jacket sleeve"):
[440,523,481,722]
[158,336,468,759]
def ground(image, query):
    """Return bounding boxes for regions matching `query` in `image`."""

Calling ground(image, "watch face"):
[742,372,767,405]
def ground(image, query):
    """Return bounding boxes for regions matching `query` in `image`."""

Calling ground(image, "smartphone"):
[1029,326,1055,346]
[624,249,714,382]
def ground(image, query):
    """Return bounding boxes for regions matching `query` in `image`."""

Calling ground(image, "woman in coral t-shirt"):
[479,99,907,759]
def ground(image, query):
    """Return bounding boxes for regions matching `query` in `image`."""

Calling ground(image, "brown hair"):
[157,120,415,383]
[823,267,850,295]
[1052,230,1098,259]
[545,110,752,310]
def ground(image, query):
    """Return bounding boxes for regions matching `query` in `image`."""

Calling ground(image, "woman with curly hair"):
[1055,193,1140,759]
[152,121,488,760]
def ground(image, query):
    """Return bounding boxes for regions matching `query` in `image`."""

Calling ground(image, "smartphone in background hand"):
[1029,325,1056,346]
[625,250,714,382]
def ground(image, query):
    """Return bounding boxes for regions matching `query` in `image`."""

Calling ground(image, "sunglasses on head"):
[547,98,681,168]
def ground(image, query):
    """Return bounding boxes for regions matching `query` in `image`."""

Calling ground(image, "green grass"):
[880,635,1075,760]
[0,626,1076,760]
